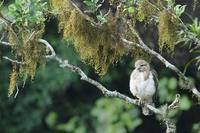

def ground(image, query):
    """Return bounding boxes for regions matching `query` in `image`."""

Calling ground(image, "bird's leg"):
[138,98,145,106]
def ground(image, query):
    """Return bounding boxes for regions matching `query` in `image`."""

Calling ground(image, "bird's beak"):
[137,67,142,71]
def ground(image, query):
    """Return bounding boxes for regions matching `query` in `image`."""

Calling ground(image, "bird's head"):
[135,60,150,72]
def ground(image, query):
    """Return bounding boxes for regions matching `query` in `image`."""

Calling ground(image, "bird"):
[129,59,157,115]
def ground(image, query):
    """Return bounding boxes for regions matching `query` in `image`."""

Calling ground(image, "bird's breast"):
[130,72,156,100]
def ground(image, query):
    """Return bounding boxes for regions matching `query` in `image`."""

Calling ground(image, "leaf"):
[128,7,135,13]
[179,95,192,110]
[8,4,17,12]
[174,4,186,17]
[45,112,58,128]
[168,77,177,90]
[83,0,95,7]
[97,15,107,23]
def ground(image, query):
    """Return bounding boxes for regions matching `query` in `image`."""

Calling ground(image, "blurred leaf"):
[91,98,142,133]
[128,7,135,13]
[168,78,177,90]
[179,95,192,110]
[192,123,200,133]
[56,117,87,133]
[168,108,179,118]
[45,112,58,128]
[57,117,78,132]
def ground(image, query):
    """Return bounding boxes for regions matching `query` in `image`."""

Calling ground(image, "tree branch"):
[38,39,56,58]
[119,21,200,98]
[2,56,23,64]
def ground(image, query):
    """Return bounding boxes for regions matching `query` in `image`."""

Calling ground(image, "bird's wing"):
[151,69,159,105]
[130,69,138,79]
[151,69,158,89]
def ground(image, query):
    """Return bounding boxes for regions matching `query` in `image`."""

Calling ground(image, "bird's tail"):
[142,103,154,116]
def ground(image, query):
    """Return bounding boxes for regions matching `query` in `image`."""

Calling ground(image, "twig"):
[14,85,19,98]
[168,94,180,110]
[2,56,23,64]
[38,39,56,58]
[0,41,13,46]
[70,0,101,27]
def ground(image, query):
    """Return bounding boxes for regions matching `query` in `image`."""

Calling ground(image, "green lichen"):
[50,0,148,74]
[8,64,18,97]
[8,27,46,86]
[158,10,180,52]
[137,1,157,22]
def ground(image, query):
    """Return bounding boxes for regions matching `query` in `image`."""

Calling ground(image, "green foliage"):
[127,7,135,13]
[173,4,186,17]
[158,77,192,112]
[56,117,87,133]
[158,77,178,103]
[192,122,200,133]
[188,18,200,39]
[179,95,192,111]
[45,112,58,128]
[122,0,135,14]
[8,0,47,28]
[83,0,99,13]
[83,0,109,24]
[96,14,108,23]
[91,98,142,133]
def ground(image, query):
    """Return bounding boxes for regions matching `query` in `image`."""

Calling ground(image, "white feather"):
[129,70,156,101]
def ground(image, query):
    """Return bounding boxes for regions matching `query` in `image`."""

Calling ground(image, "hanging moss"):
[50,0,124,74]
[137,1,157,22]
[8,64,18,97]
[19,30,46,81]
[50,0,148,74]
[8,27,46,85]
[158,10,180,52]
[64,10,127,74]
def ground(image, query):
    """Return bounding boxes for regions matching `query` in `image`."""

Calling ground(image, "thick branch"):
[51,55,164,114]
